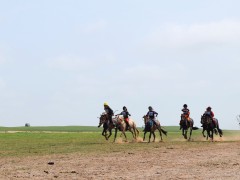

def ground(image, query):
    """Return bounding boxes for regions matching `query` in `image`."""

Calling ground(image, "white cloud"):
[146,19,240,48]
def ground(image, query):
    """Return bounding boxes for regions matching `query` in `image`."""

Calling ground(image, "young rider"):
[180,104,190,130]
[203,106,217,128]
[146,106,158,126]
[118,106,131,130]
[103,102,114,125]
[182,104,190,120]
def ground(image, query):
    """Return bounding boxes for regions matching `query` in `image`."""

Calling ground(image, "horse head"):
[98,113,108,127]
[201,114,213,126]
[142,115,149,124]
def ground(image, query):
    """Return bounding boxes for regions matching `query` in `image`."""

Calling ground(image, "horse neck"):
[143,116,148,124]
[100,115,108,124]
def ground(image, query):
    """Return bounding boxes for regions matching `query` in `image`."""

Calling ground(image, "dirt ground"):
[0,141,240,180]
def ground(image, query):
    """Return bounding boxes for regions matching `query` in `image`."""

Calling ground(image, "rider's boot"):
[125,122,129,131]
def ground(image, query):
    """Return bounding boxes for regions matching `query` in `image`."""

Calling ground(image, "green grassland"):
[0,126,239,157]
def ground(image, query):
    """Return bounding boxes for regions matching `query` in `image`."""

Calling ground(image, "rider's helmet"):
[123,106,127,110]
[104,102,108,106]
[148,106,153,111]
[207,106,211,110]
[183,104,188,108]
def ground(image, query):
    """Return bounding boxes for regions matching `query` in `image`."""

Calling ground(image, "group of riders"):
[180,104,218,129]
[103,102,219,130]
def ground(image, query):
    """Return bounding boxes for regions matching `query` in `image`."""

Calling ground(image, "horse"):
[142,115,167,143]
[98,113,115,140]
[201,114,223,141]
[113,115,139,143]
[179,114,199,141]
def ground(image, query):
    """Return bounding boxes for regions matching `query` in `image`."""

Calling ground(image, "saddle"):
[146,120,154,128]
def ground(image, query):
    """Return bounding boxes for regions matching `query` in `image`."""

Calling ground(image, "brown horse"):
[180,114,198,141]
[201,114,223,141]
[113,115,139,143]
[142,115,167,143]
[98,113,115,140]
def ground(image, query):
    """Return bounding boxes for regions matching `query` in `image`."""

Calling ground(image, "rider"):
[180,104,190,130]
[203,106,217,128]
[118,106,131,130]
[103,102,114,125]
[146,106,158,127]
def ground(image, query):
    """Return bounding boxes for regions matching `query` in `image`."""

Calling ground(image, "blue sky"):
[0,1,240,129]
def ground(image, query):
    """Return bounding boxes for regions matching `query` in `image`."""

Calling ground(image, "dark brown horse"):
[201,114,223,141]
[180,114,198,141]
[98,113,114,140]
[142,115,167,143]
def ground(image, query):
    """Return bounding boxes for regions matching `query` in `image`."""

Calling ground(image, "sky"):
[0,0,240,129]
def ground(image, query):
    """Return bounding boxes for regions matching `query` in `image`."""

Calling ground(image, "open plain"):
[0,127,239,180]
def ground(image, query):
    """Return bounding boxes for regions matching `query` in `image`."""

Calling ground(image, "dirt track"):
[0,141,240,180]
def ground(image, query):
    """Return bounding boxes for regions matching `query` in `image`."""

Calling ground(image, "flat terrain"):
[0,126,239,179]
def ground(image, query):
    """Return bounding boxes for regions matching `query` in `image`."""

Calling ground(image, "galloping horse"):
[142,115,167,143]
[98,113,115,140]
[201,114,223,141]
[113,115,139,143]
[180,114,198,141]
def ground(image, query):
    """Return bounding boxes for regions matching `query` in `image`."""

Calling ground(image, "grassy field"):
[0,126,239,157]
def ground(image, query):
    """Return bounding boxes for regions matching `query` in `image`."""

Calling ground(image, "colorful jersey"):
[182,108,190,115]
[204,111,214,118]
[120,110,131,119]
[146,111,158,119]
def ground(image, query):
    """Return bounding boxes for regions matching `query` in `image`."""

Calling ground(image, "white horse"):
[113,115,139,142]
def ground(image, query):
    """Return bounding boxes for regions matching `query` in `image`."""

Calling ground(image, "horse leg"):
[102,128,108,140]
[113,128,118,143]
[184,130,188,139]
[129,129,135,141]
[133,127,137,139]
[148,132,152,143]
[206,129,210,140]
[188,128,192,141]
[108,129,112,140]
[123,131,128,142]
[152,132,156,142]
[143,131,146,141]
[212,129,214,141]
[202,129,206,138]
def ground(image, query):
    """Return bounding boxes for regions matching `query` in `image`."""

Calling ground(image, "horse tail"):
[218,128,223,136]
[192,127,199,130]
[161,128,167,136]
